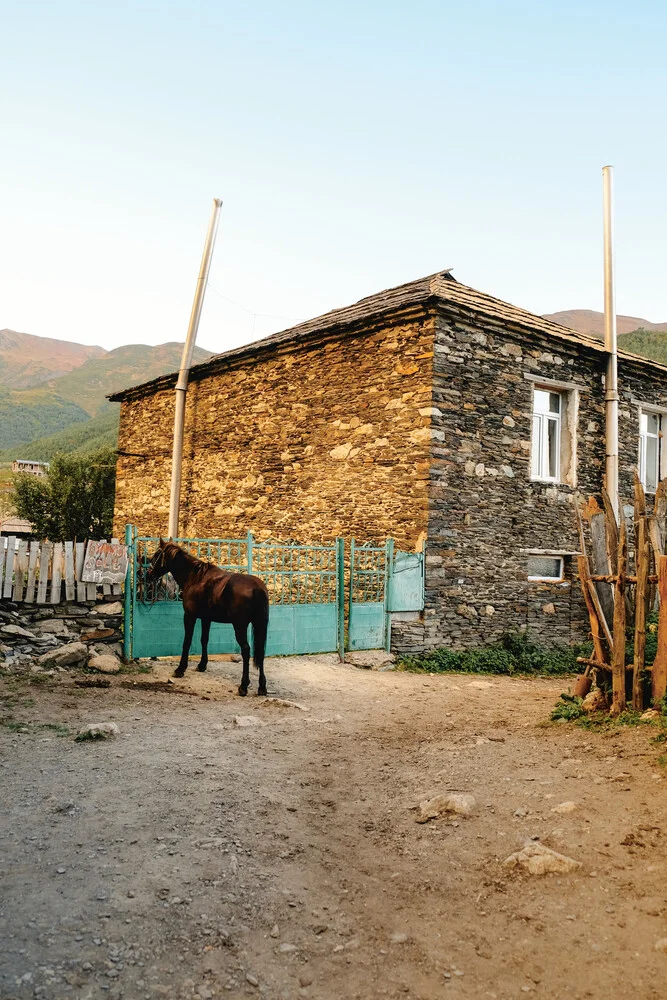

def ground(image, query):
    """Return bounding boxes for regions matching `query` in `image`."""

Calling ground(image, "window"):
[531,388,562,482]
[639,410,662,493]
[527,555,564,582]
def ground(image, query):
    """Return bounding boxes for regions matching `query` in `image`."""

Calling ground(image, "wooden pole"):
[633,475,649,710]
[611,520,627,714]
[652,554,667,705]
[578,556,608,665]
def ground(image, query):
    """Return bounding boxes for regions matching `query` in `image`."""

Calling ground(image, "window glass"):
[532,388,562,481]
[527,556,563,581]
[639,409,662,493]
[646,434,659,493]
[547,418,559,479]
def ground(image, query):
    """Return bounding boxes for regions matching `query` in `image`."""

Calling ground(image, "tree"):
[12,448,117,540]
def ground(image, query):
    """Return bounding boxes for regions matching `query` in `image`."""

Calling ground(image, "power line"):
[207,283,305,328]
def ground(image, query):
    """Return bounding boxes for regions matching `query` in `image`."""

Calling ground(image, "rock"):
[514,807,529,818]
[299,976,313,988]
[344,650,396,669]
[278,943,297,953]
[416,793,476,823]
[551,801,577,815]
[1,624,35,638]
[468,680,493,689]
[390,932,409,944]
[96,602,123,615]
[503,840,581,875]
[654,938,667,953]
[582,688,607,713]
[76,722,120,740]
[34,620,73,636]
[88,654,122,675]
[270,924,279,938]
[641,709,661,722]
[245,973,259,987]
[234,716,263,728]
[542,603,556,615]
[38,642,88,669]
[80,628,115,642]
[259,698,309,711]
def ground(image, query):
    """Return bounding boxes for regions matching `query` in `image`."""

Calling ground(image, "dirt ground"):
[2,655,667,1000]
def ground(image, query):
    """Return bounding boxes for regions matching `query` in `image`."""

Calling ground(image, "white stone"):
[1,624,35,638]
[96,602,123,616]
[468,680,493,689]
[484,605,495,616]
[503,415,516,427]
[474,463,485,477]
[88,654,122,675]
[654,938,667,953]
[38,642,88,669]
[329,443,353,461]
[234,716,264,728]
[551,801,577,815]
[500,465,515,478]
[503,840,581,875]
[416,793,476,823]
[34,620,72,635]
[77,722,120,740]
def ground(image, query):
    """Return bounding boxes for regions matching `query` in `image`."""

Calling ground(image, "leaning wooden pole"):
[633,475,650,710]
[611,520,627,714]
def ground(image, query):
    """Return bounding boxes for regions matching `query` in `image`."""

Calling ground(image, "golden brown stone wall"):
[113,313,435,549]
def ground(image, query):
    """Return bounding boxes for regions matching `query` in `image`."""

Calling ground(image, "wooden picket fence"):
[576,473,667,713]
[0,537,123,605]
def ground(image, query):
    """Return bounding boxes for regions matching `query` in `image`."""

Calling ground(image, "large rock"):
[88,654,122,675]
[35,620,73,636]
[503,840,581,875]
[96,602,123,616]
[38,642,88,669]
[1,624,36,639]
[416,793,476,823]
[77,722,119,740]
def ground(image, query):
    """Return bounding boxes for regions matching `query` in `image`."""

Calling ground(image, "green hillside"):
[35,342,213,415]
[619,328,667,367]
[0,388,90,450]
[0,405,121,462]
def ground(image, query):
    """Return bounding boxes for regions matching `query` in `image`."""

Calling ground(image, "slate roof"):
[109,270,666,402]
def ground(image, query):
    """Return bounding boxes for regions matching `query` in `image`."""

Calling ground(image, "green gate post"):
[123,524,133,662]
[385,538,394,653]
[247,531,254,574]
[337,537,345,661]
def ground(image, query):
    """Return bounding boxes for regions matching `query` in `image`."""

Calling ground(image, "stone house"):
[110,270,667,651]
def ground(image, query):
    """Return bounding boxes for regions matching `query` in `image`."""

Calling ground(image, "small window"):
[639,410,662,493]
[531,388,562,482]
[527,555,564,582]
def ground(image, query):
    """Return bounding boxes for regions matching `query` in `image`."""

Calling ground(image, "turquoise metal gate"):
[123,528,344,660]
[123,527,424,659]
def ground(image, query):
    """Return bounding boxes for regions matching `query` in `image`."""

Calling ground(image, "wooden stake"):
[578,556,607,665]
[602,485,619,574]
[652,554,667,704]
[611,520,627,714]
[633,475,650,710]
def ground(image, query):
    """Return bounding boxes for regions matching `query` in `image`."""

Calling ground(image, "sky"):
[1,0,666,355]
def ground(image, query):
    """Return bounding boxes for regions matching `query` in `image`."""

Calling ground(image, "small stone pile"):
[0,600,124,675]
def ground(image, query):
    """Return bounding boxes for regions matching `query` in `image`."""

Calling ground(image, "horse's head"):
[146,538,174,582]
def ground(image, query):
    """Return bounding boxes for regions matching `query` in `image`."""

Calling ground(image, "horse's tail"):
[252,591,269,670]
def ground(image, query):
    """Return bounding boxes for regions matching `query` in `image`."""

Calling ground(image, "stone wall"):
[114,312,436,550]
[414,306,667,650]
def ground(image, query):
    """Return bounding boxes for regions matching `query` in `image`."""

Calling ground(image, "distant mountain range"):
[543,309,667,368]
[0,330,212,460]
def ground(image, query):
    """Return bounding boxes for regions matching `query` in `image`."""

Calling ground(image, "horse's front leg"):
[197,619,211,672]
[233,622,251,697]
[174,612,196,677]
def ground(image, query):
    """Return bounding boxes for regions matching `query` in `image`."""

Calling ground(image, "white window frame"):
[527,555,564,583]
[638,407,664,494]
[531,387,562,483]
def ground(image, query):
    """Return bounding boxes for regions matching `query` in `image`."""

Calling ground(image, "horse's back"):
[183,567,268,622]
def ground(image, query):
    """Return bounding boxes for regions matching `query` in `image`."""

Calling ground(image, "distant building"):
[0,516,33,538]
[12,459,49,477]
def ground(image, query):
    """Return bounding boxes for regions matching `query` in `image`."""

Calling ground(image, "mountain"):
[35,342,213,416]
[0,337,213,456]
[543,310,667,339]
[0,329,105,389]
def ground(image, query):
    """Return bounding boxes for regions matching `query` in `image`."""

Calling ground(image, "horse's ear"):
[158,537,165,549]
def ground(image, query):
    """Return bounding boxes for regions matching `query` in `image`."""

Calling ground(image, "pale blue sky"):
[1,0,665,353]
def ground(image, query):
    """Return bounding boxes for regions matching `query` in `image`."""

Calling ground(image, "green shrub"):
[400,630,584,677]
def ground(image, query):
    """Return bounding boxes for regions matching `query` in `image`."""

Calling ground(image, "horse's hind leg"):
[174,612,196,677]
[233,622,251,697]
[196,619,211,672]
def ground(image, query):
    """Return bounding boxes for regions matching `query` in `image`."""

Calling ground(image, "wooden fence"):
[0,537,122,605]
[577,473,667,713]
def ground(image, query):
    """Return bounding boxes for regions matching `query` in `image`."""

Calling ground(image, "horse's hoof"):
[258,686,267,697]
[196,664,207,673]
[173,669,186,678]
[238,685,248,697]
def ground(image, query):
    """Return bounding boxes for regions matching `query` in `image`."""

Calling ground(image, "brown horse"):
[146,539,270,697]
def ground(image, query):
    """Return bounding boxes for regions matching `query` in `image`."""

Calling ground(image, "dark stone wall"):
[413,306,667,652]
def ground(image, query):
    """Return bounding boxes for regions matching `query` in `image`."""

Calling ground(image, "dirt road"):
[2,655,667,1000]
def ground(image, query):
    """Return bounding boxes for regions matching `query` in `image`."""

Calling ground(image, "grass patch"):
[400,631,585,677]
[0,718,71,736]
